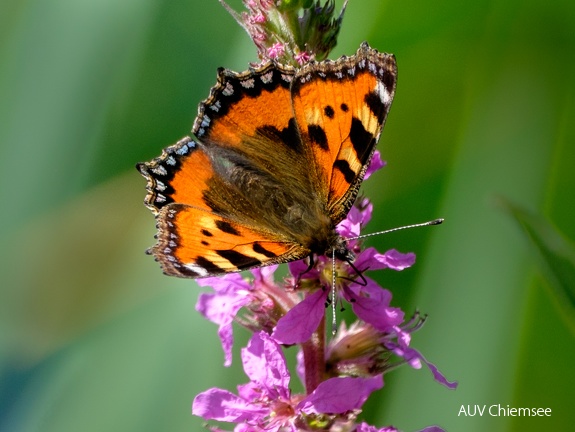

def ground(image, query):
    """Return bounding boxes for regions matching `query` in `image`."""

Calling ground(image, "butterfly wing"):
[291,42,397,223]
[138,64,318,278]
[151,202,307,278]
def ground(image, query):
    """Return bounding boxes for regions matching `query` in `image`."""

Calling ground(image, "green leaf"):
[499,197,575,334]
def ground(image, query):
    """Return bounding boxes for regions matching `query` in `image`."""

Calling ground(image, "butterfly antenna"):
[331,248,337,336]
[348,218,444,241]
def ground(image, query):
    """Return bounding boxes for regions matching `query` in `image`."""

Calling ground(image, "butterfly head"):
[308,227,355,264]
[331,234,355,263]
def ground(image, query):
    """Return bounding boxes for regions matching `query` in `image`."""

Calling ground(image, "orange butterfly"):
[137,42,397,278]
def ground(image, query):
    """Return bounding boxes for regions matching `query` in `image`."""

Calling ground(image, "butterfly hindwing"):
[291,42,397,223]
[150,203,308,278]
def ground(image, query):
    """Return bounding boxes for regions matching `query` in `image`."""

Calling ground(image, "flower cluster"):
[219,0,348,65]
[192,152,457,431]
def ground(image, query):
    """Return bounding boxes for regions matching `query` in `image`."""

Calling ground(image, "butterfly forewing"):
[291,43,397,223]
[193,63,303,171]
[137,137,215,215]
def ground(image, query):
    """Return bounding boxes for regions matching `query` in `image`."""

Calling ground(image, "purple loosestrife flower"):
[219,0,348,65]
[324,317,457,389]
[196,265,300,366]
[193,332,384,431]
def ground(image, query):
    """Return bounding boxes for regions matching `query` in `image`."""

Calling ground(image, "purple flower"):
[383,318,458,389]
[294,50,312,65]
[272,248,414,345]
[267,42,285,59]
[324,316,458,390]
[193,332,384,430]
[196,273,253,366]
[196,266,297,366]
[364,150,386,180]
[219,0,348,65]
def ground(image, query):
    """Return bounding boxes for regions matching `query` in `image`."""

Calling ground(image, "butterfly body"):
[138,43,397,278]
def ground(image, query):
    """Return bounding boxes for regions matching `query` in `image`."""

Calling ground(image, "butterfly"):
[137,42,397,278]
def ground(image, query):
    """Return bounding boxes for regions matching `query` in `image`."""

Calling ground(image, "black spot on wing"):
[381,71,396,95]
[324,105,334,118]
[340,103,349,112]
[253,243,278,258]
[217,249,261,269]
[196,256,225,274]
[177,267,201,278]
[349,117,375,164]
[333,159,356,184]
[308,125,329,151]
[201,240,209,246]
[201,229,213,237]
[365,91,386,122]
[256,118,302,153]
[216,220,241,236]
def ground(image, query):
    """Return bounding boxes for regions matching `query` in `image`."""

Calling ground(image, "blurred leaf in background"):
[0,0,573,431]
[499,197,575,334]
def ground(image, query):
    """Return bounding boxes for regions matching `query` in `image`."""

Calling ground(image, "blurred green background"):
[1,0,574,431]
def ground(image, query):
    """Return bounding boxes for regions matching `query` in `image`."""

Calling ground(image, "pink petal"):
[272,289,327,344]
[236,382,260,402]
[192,388,267,422]
[196,291,250,326]
[298,375,383,414]
[251,264,278,285]
[197,273,251,294]
[288,259,320,280]
[241,332,291,399]
[355,248,415,272]
[217,323,234,367]
[337,205,363,238]
[295,349,305,387]
[386,343,458,390]
[196,290,250,366]
[364,151,386,180]
[348,280,404,331]
[358,198,374,225]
